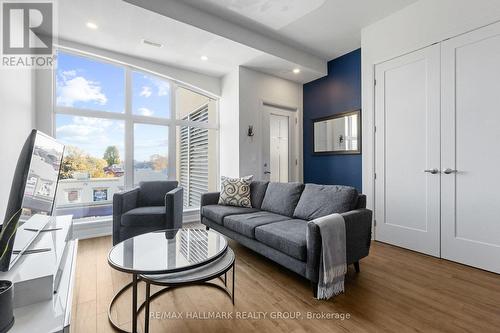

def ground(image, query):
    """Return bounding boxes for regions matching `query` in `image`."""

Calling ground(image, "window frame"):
[52,48,219,211]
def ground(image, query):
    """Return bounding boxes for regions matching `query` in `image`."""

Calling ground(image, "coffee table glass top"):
[108,229,227,274]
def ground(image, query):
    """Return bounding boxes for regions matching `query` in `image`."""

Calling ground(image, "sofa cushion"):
[139,181,178,206]
[223,211,289,238]
[293,184,359,220]
[218,175,253,207]
[201,205,258,225]
[250,181,269,209]
[260,182,304,217]
[121,206,166,227]
[255,219,308,261]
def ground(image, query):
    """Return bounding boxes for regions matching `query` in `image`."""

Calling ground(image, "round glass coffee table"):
[108,229,235,333]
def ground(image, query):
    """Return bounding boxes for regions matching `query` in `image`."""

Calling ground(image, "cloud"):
[56,116,121,147]
[72,116,113,128]
[147,76,170,96]
[156,81,170,96]
[56,71,108,107]
[138,107,153,116]
[62,70,76,77]
[140,86,152,98]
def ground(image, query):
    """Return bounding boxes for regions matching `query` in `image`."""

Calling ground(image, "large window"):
[54,51,218,221]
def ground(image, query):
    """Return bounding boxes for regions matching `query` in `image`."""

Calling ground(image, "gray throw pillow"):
[218,175,253,207]
[260,182,305,217]
[293,184,358,220]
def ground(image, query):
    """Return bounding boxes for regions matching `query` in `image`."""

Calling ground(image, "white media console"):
[0,215,77,333]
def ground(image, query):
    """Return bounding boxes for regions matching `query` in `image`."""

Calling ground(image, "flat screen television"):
[0,130,65,271]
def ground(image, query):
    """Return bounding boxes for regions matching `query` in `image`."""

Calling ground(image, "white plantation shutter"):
[180,104,209,207]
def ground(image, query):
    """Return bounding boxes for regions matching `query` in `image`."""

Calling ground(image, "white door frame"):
[261,101,299,182]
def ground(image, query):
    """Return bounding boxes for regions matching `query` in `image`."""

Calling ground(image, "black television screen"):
[0,130,64,271]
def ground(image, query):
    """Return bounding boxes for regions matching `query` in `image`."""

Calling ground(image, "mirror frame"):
[312,109,361,155]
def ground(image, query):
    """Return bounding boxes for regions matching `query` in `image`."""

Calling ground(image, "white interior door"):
[441,22,500,273]
[375,44,441,256]
[269,113,289,182]
[262,104,297,182]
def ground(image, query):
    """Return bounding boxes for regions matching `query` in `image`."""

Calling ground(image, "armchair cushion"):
[255,219,308,261]
[120,206,166,227]
[138,181,178,206]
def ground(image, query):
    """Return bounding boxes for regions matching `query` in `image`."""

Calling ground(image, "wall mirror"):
[313,110,361,155]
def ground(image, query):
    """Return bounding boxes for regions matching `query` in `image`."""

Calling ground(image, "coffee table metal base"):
[108,248,235,333]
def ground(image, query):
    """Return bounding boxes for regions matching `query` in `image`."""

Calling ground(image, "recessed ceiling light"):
[86,22,98,30]
[142,39,164,48]
[293,68,300,74]
[200,55,208,61]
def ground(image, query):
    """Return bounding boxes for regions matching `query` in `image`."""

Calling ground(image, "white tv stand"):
[0,215,77,333]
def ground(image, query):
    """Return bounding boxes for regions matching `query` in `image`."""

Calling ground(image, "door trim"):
[260,101,299,182]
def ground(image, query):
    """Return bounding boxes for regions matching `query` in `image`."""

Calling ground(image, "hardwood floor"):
[71,228,500,333]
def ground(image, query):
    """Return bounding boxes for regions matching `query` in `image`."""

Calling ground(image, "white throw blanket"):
[313,213,347,300]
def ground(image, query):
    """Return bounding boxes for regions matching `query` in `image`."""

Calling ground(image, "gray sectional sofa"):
[200,181,372,297]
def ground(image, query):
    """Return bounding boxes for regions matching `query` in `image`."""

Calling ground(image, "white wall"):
[0,69,35,220]
[219,69,240,178]
[218,67,303,181]
[361,0,500,212]
[238,67,303,181]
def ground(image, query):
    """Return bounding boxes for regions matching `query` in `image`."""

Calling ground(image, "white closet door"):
[375,44,441,256]
[441,22,500,273]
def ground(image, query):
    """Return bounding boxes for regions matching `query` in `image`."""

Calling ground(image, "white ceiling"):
[179,0,419,59]
[58,0,265,78]
[58,0,418,84]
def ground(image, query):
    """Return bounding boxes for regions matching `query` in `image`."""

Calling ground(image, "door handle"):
[443,168,458,174]
[264,171,271,174]
[424,168,439,174]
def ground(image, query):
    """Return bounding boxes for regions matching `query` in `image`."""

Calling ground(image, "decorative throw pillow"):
[218,175,253,207]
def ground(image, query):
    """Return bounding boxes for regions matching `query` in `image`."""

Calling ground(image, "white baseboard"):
[72,210,201,240]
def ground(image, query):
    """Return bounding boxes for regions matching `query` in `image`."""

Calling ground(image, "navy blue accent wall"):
[303,49,362,190]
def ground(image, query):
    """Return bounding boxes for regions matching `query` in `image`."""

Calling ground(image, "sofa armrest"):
[112,187,140,245]
[201,192,220,207]
[165,187,183,230]
[306,208,373,282]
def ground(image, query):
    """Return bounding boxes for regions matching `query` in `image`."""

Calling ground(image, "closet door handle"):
[443,168,457,174]
[424,168,439,174]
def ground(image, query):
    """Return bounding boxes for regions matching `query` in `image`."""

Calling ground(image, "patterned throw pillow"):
[218,175,253,207]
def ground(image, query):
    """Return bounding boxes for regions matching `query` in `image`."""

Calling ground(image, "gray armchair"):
[112,181,183,245]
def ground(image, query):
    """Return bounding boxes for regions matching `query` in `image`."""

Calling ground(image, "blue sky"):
[56,52,125,113]
[55,52,169,163]
[132,72,171,118]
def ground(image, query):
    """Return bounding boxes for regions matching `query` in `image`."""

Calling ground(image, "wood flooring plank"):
[70,226,500,333]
